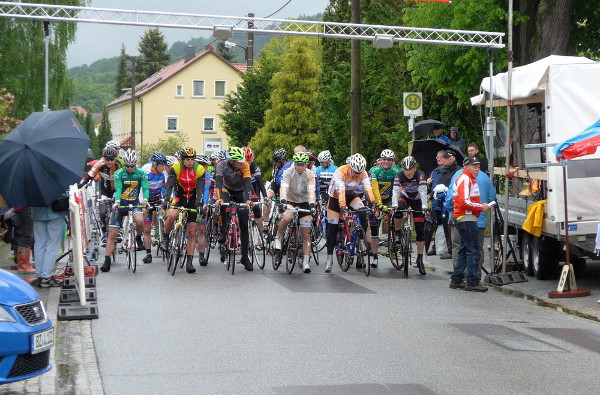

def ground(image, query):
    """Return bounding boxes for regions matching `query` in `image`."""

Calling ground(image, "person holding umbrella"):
[101,150,149,273]
[431,124,450,143]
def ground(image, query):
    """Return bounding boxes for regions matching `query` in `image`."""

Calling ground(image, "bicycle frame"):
[336,207,372,275]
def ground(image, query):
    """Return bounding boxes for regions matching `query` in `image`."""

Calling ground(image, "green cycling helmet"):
[293,152,309,163]
[228,146,245,162]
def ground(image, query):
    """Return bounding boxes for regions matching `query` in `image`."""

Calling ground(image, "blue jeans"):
[33,217,65,278]
[452,220,480,286]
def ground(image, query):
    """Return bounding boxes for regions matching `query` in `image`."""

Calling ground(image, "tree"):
[220,38,285,147]
[140,133,189,164]
[215,40,238,63]
[75,109,97,157]
[96,106,113,155]
[137,28,170,82]
[0,88,21,138]
[0,0,85,119]
[115,45,129,98]
[248,35,322,174]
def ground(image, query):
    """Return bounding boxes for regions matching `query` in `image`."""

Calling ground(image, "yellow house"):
[107,45,246,157]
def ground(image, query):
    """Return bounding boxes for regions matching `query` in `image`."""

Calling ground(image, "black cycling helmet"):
[304,149,318,162]
[151,152,167,165]
[102,146,118,158]
[272,148,287,163]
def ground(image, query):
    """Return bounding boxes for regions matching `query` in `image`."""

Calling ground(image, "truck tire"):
[521,232,533,275]
[531,236,559,280]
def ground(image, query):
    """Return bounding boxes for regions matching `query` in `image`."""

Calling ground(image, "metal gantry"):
[0,1,504,49]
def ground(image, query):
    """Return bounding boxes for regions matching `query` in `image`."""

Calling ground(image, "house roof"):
[69,106,88,117]
[108,45,246,108]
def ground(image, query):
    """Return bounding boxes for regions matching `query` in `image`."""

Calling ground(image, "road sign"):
[403,92,423,116]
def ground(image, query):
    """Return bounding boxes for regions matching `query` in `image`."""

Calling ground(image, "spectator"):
[467,143,489,174]
[449,156,491,292]
[13,207,35,274]
[431,124,450,143]
[32,193,69,287]
[449,126,466,154]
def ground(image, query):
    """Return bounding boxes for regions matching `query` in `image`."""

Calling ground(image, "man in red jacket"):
[450,156,490,292]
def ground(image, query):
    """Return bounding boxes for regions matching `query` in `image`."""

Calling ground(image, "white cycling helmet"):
[401,156,417,170]
[380,149,395,159]
[105,139,121,150]
[166,156,177,166]
[317,150,332,163]
[348,153,366,173]
[195,154,211,165]
[122,149,138,166]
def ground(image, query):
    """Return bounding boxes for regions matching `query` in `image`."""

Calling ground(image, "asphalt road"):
[91,246,600,395]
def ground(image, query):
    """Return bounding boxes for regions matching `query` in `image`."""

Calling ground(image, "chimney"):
[185,46,196,62]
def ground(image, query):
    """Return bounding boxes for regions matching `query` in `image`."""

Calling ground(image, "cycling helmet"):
[292,152,310,163]
[123,149,138,166]
[218,150,228,161]
[380,149,395,159]
[102,146,118,158]
[304,150,318,162]
[228,146,245,162]
[150,152,167,165]
[195,154,210,165]
[272,148,287,163]
[105,139,121,150]
[401,155,417,170]
[210,152,220,161]
[242,146,255,162]
[317,150,332,163]
[181,147,196,159]
[347,153,367,173]
[166,156,177,166]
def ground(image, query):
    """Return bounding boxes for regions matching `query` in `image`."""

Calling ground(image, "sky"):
[66,0,329,67]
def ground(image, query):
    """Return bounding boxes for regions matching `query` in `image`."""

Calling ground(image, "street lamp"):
[372,34,394,49]
[224,41,249,64]
[213,25,234,40]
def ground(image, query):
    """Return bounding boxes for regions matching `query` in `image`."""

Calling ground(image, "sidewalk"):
[0,242,103,394]
[419,236,600,322]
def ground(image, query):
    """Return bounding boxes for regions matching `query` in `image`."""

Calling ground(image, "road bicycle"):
[166,206,198,276]
[393,207,426,278]
[148,201,165,260]
[220,202,247,275]
[202,204,220,262]
[386,209,404,271]
[265,198,284,269]
[335,207,372,276]
[116,204,146,273]
[248,203,266,270]
[272,206,314,274]
[311,200,327,252]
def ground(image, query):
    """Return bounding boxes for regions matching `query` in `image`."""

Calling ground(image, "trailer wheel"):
[521,232,533,275]
[531,236,559,280]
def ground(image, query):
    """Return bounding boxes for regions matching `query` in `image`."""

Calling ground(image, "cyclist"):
[161,147,206,274]
[242,146,268,234]
[315,150,337,204]
[275,152,317,273]
[77,145,123,247]
[390,156,429,275]
[324,153,375,273]
[141,152,168,264]
[214,146,254,271]
[193,154,213,266]
[304,149,318,170]
[368,149,402,268]
[101,150,149,273]
[268,148,288,199]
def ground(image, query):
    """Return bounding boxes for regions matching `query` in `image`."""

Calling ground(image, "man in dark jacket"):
[449,126,466,155]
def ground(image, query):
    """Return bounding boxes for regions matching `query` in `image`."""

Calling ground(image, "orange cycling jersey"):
[327,164,375,207]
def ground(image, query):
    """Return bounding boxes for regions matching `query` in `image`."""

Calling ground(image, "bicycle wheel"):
[357,228,371,276]
[310,223,320,266]
[126,223,134,271]
[166,230,176,272]
[226,227,236,274]
[155,217,164,258]
[286,226,298,275]
[337,227,353,272]
[312,217,325,253]
[130,222,137,273]
[179,228,188,270]
[205,214,216,261]
[402,228,411,278]
[249,222,266,270]
[388,228,404,270]
[171,228,183,276]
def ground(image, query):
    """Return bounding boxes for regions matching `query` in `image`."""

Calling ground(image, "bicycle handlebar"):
[167,206,198,213]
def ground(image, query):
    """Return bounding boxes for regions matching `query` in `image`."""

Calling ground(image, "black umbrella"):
[0,110,89,207]
[414,119,444,137]
[409,139,465,175]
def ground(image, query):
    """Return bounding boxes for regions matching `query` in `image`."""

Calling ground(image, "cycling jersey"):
[328,164,375,208]
[113,167,149,204]
[82,157,122,197]
[215,160,253,201]
[165,162,205,206]
[249,161,268,200]
[315,164,338,199]
[280,166,316,204]
[145,166,167,202]
[369,164,401,206]
[391,169,428,207]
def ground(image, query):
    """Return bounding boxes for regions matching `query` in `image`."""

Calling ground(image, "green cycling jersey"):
[113,167,149,204]
[369,164,401,205]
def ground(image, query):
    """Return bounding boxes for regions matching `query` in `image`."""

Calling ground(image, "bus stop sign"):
[403,92,423,116]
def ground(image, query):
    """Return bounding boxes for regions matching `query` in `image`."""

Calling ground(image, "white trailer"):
[471,55,600,279]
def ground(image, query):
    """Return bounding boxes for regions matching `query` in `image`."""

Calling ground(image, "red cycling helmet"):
[242,146,254,162]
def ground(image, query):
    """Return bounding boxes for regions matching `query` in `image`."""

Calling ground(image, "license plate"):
[32,327,54,354]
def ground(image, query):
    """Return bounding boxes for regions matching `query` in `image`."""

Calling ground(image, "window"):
[214,81,226,98]
[203,117,215,133]
[192,80,205,97]
[166,116,179,132]
[204,138,222,157]
[175,85,183,97]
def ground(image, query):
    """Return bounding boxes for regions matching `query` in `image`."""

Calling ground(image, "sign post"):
[403,92,422,141]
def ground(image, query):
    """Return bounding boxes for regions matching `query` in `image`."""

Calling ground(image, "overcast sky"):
[66,0,329,67]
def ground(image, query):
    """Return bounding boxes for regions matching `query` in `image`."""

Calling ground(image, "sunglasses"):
[126,165,136,169]
[105,157,115,161]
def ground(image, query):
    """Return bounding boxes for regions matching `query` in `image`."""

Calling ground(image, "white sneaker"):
[324,255,333,273]
[371,258,378,268]
[302,256,311,273]
[274,237,282,250]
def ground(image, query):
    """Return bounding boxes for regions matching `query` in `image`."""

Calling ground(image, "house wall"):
[108,52,243,157]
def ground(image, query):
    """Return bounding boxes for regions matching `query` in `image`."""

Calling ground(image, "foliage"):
[137,28,171,81]
[220,38,285,147]
[215,41,238,63]
[0,88,21,138]
[75,110,97,157]
[570,1,600,59]
[96,106,113,154]
[248,35,322,175]
[0,0,84,119]
[115,45,129,98]
[139,133,189,164]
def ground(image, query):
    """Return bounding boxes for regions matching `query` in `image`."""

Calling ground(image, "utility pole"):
[43,21,50,112]
[350,0,362,155]
[129,56,137,150]
[247,13,254,68]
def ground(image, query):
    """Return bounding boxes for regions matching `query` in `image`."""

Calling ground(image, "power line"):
[264,0,293,18]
